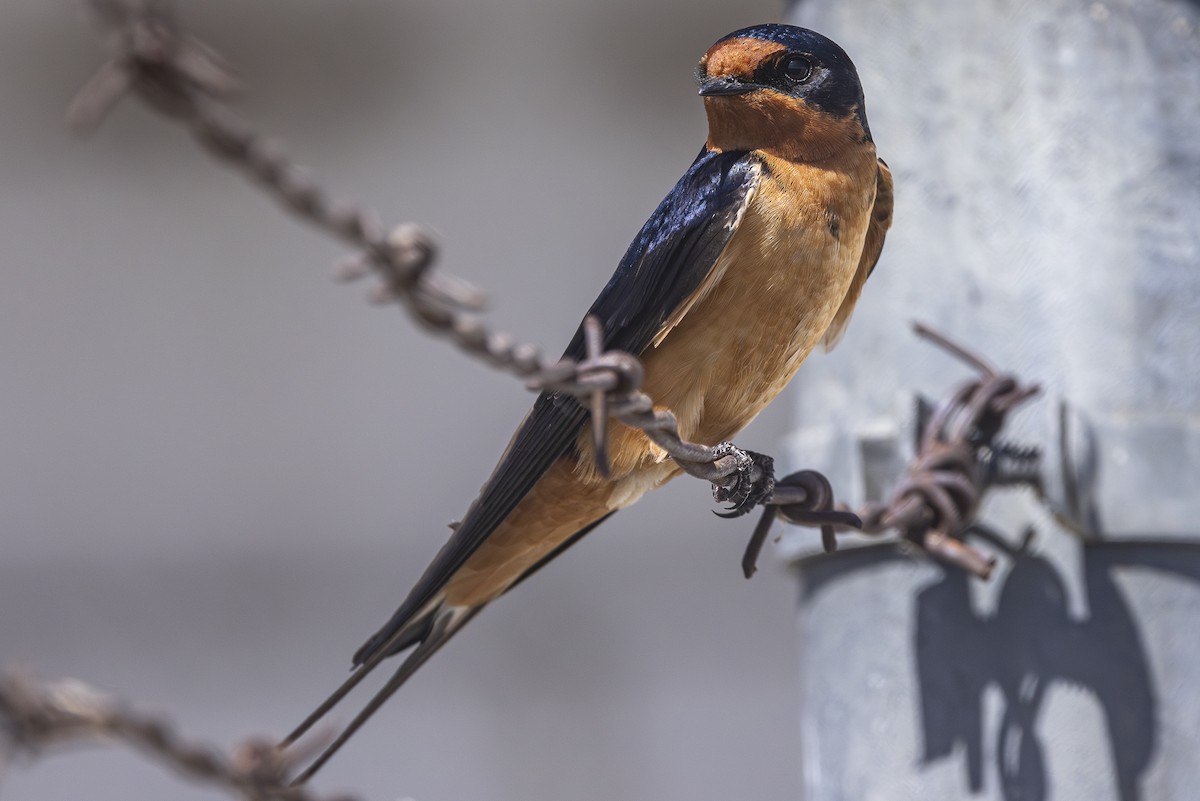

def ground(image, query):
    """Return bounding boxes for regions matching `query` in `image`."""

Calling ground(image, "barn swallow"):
[285,23,893,781]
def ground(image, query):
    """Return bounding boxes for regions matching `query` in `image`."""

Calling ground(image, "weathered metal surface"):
[784,0,1200,798]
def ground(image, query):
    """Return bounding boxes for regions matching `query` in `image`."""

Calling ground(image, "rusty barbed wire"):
[742,322,1043,580]
[67,0,782,514]
[0,673,353,800]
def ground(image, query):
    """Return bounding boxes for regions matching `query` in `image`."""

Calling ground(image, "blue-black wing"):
[354,148,760,663]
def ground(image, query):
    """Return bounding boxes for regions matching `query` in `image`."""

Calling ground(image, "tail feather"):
[280,604,436,751]
[283,515,616,781]
[280,599,441,753]
[352,599,437,667]
[287,605,478,785]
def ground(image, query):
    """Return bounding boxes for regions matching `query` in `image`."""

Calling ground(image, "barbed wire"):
[68,0,783,514]
[742,322,1043,580]
[0,673,349,800]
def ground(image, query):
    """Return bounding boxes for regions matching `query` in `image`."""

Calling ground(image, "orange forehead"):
[702,37,788,78]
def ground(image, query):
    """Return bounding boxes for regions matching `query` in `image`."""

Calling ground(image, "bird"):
[284,22,893,782]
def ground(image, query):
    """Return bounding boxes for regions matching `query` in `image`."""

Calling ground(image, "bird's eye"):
[782,56,813,83]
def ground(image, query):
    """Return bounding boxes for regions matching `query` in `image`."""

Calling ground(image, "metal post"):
[782,1,1200,799]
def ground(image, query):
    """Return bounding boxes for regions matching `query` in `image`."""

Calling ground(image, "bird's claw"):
[713,447,775,518]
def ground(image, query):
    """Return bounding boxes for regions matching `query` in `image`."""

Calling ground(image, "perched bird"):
[285,22,892,781]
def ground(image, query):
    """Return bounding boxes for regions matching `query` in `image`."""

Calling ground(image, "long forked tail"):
[282,605,479,785]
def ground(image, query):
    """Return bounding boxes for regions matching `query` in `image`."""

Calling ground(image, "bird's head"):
[698,24,871,162]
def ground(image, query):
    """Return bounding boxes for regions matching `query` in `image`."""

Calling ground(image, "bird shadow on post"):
[913,528,1200,801]
[792,534,1200,801]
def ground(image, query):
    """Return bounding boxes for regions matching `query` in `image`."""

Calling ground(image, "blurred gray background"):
[0,2,824,800]
[781,1,1200,800]
[9,2,1198,800]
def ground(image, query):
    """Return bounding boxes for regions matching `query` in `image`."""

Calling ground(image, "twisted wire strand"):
[0,674,352,801]
[761,321,1043,579]
[68,0,773,506]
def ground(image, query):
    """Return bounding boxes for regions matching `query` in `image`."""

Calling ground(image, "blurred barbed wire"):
[0,673,349,801]
[67,0,788,515]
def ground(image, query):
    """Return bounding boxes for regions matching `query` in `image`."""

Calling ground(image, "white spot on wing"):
[650,162,763,349]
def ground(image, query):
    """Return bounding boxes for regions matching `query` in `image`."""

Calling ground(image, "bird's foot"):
[712,446,775,518]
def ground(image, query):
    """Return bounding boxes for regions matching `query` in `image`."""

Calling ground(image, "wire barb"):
[742,470,863,577]
[845,322,1041,578]
[737,324,1042,579]
[583,316,614,479]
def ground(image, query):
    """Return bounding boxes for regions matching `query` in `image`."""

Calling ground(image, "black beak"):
[698,75,759,97]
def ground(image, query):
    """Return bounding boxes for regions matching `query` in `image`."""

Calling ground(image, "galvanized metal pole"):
[781,1,1200,799]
